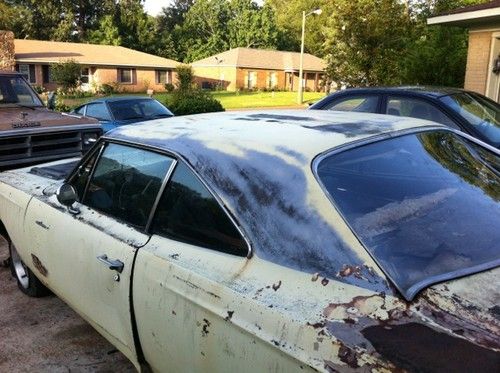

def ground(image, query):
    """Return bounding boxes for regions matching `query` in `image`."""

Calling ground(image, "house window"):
[42,65,53,84]
[156,70,171,84]
[16,64,36,83]
[247,71,257,89]
[80,67,90,84]
[118,68,134,84]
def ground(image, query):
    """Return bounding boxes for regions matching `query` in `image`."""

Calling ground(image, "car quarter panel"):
[133,235,398,372]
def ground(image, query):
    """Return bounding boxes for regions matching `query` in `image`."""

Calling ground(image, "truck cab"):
[0,71,101,170]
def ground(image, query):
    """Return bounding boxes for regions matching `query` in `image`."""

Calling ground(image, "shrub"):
[101,83,115,95]
[166,64,224,116]
[164,83,175,92]
[50,59,81,91]
[176,64,195,91]
[166,90,224,116]
[32,85,46,94]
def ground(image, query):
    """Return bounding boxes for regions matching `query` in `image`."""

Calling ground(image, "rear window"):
[316,130,500,300]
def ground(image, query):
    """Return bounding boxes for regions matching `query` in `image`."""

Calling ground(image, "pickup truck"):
[0,111,498,372]
[0,70,101,170]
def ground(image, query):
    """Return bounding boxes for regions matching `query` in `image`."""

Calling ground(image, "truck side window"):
[151,162,248,256]
[83,143,174,229]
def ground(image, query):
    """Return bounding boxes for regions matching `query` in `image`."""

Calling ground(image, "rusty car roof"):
[107,110,445,160]
[104,111,449,298]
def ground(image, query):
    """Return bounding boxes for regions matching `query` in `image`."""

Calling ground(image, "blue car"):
[309,87,500,148]
[72,96,174,133]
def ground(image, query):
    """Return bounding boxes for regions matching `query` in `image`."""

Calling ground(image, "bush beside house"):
[166,65,224,116]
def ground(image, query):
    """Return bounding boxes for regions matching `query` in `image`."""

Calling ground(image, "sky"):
[143,0,265,16]
[143,0,171,16]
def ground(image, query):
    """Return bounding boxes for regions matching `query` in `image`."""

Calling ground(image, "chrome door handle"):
[97,254,124,273]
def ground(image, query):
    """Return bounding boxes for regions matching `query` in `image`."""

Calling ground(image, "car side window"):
[69,145,102,201]
[83,143,174,229]
[85,103,111,121]
[386,97,457,127]
[151,162,248,256]
[325,95,379,113]
[74,105,86,116]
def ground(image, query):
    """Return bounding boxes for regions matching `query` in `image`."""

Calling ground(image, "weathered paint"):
[0,111,498,372]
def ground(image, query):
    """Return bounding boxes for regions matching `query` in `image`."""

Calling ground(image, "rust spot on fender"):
[337,343,359,368]
[31,254,48,277]
[362,322,500,372]
[337,265,363,279]
[321,278,329,286]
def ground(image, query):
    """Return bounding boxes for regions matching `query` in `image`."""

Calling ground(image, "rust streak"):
[31,254,48,277]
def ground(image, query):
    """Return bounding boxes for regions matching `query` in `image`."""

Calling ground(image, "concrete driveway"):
[0,237,135,372]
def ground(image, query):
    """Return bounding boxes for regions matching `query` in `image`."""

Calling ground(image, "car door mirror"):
[56,183,80,214]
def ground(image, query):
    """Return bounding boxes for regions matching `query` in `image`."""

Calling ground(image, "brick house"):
[191,47,326,92]
[428,0,500,102]
[11,38,179,92]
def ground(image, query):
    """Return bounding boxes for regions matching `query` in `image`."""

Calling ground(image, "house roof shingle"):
[14,39,179,68]
[191,48,326,72]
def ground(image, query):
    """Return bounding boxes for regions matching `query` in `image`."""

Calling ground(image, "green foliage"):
[176,64,196,91]
[50,60,81,91]
[165,83,175,92]
[324,0,410,86]
[166,90,225,115]
[181,0,280,62]
[167,64,224,115]
[100,83,115,95]
[398,0,487,87]
[87,15,122,45]
[32,85,45,94]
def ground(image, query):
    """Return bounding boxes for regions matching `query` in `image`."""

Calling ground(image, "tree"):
[265,0,324,53]
[87,15,122,45]
[181,0,280,62]
[323,0,410,86]
[0,0,32,38]
[50,59,81,91]
[400,0,488,87]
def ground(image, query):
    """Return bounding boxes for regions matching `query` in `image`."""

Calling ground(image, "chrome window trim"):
[144,159,177,233]
[100,137,253,259]
[311,126,499,300]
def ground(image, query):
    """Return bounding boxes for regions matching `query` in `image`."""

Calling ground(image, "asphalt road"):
[0,236,136,372]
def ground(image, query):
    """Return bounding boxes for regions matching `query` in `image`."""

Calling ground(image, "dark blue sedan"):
[72,96,174,133]
[309,87,500,148]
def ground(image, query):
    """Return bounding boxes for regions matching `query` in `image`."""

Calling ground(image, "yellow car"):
[1,110,499,372]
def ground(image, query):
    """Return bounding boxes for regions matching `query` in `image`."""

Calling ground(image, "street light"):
[298,8,322,104]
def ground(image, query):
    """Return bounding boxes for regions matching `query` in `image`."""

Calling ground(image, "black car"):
[309,87,500,148]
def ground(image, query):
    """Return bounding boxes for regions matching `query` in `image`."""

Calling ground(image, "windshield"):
[440,92,500,148]
[108,99,173,121]
[317,130,500,300]
[0,75,43,107]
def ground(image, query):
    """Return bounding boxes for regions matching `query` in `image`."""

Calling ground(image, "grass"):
[61,90,326,111]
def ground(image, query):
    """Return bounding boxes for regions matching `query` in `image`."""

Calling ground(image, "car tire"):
[9,242,50,297]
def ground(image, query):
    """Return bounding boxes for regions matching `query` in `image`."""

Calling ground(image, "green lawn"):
[62,90,326,110]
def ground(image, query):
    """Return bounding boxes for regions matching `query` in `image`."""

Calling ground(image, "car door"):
[383,95,459,129]
[25,141,175,367]
[132,161,316,372]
